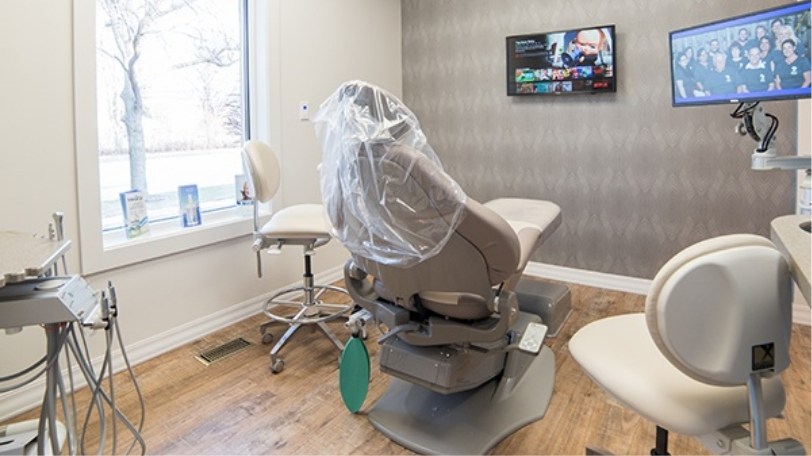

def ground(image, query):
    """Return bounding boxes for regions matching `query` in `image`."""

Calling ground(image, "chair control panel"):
[0,275,99,329]
[518,322,548,354]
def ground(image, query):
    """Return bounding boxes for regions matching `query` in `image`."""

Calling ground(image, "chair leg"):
[651,426,671,456]
[270,323,303,359]
[259,251,354,373]
[316,320,345,351]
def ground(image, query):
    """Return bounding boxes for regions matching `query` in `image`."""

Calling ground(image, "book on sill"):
[120,190,150,239]
[178,184,202,227]
[235,174,254,205]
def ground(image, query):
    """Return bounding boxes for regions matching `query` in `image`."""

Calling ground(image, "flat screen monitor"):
[669,1,811,107]
[506,25,616,96]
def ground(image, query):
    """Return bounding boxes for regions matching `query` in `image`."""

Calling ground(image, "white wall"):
[0,0,401,419]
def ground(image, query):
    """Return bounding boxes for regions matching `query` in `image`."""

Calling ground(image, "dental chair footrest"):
[515,278,572,338]
[369,345,555,455]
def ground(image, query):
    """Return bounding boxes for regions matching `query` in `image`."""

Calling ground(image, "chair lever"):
[267,241,284,254]
[378,322,421,344]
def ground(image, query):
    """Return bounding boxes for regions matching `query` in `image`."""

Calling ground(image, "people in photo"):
[739,46,775,93]
[774,39,812,89]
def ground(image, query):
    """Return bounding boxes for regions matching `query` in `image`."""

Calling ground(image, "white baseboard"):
[524,261,811,327]
[0,264,345,422]
[523,261,652,296]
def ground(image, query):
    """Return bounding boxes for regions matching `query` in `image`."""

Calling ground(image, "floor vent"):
[196,338,251,365]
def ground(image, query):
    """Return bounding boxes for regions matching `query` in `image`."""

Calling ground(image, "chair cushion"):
[645,234,791,386]
[260,204,332,239]
[483,198,562,272]
[568,313,785,436]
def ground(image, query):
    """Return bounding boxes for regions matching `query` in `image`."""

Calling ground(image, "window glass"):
[95,0,246,232]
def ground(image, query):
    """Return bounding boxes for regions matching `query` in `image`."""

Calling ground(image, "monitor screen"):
[669,1,811,107]
[506,25,616,96]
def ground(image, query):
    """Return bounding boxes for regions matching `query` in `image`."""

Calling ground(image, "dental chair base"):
[369,312,555,454]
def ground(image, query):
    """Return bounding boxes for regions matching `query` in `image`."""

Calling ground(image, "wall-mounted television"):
[506,25,616,96]
[669,1,811,107]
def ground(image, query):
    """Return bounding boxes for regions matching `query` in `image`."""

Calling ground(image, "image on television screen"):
[506,25,616,96]
[669,1,811,107]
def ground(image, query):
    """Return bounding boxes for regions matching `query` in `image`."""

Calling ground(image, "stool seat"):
[260,204,331,239]
[570,313,785,436]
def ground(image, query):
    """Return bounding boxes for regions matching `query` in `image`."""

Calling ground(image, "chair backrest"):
[341,144,520,320]
[242,140,281,204]
[645,234,793,387]
[314,81,520,320]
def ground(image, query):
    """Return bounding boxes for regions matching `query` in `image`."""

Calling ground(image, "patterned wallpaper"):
[402,0,798,279]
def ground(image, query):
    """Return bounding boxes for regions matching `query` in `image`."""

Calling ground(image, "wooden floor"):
[4,283,810,454]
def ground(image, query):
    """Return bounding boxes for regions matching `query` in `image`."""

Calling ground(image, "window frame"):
[73,0,268,274]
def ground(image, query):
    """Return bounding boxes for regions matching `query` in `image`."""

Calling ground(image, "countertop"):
[771,214,811,305]
[0,231,71,287]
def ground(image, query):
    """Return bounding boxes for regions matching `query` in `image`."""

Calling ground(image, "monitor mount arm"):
[732,102,811,171]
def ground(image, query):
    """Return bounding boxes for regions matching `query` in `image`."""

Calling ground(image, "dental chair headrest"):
[314,81,467,267]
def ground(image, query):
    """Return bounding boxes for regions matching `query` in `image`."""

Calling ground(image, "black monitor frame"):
[669,1,811,107]
[506,24,617,97]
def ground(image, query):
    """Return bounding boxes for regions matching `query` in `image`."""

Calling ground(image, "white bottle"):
[185,194,198,225]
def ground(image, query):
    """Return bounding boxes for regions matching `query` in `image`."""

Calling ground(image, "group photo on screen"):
[507,25,615,96]
[670,3,811,106]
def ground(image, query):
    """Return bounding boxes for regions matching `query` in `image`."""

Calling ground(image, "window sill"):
[81,207,266,275]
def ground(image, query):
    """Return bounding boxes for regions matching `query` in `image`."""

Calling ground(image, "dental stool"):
[569,234,805,455]
[242,140,353,374]
[314,80,562,454]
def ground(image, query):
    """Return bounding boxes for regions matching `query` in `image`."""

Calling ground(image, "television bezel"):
[506,24,617,97]
[668,1,811,108]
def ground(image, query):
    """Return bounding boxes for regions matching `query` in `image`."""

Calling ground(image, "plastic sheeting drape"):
[313,81,467,267]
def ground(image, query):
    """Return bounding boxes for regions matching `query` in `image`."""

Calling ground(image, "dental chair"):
[313,81,562,454]
[242,140,353,374]
[569,234,805,455]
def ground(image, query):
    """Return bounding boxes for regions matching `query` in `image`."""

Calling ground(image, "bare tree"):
[176,27,242,147]
[98,0,192,193]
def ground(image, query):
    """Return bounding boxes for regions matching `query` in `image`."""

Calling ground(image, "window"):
[75,0,264,274]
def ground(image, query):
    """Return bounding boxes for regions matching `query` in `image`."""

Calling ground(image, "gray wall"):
[402,0,797,279]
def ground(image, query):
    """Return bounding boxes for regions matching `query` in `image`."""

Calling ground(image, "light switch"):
[299,101,309,120]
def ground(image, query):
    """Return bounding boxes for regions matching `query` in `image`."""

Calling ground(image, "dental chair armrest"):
[345,259,412,326]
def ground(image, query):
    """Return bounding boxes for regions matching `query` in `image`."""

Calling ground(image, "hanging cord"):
[758,113,779,153]
[113,316,146,456]
[729,101,779,152]
[62,327,79,455]
[0,326,70,394]
[65,312,146,455]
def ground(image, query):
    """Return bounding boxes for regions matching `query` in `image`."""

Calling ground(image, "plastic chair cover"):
[313,80,466,267]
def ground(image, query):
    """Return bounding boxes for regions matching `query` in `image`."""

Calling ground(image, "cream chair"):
[242,140,353,374]
[314,81,563,454]
[569,234,804,455]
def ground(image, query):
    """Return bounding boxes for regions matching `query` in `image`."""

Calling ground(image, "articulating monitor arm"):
[732,102,812,171]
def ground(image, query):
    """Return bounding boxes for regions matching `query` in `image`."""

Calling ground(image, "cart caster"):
[270,356,285,374]
[261,332,274,345]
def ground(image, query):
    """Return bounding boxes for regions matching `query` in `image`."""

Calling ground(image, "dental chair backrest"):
[646,234,793,386]
[350,144,521,320]
[315,81,521,320]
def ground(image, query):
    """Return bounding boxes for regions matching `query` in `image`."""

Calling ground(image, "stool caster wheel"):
[261,332,274,345]
[270,356,285,374]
